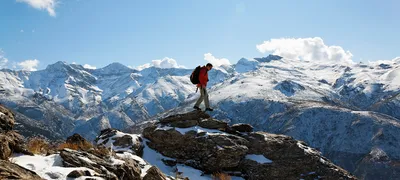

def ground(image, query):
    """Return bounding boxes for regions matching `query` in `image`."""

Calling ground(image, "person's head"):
[206,63,213,71]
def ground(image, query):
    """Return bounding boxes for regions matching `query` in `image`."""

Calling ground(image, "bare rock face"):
[0,105,15,132]
[0,160,42,180]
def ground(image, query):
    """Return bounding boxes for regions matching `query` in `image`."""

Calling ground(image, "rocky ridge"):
[2,105,356,179]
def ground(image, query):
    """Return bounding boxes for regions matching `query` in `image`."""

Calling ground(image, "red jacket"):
[197,66,208,88]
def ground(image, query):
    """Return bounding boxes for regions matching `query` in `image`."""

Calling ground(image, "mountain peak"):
[101,62,131,70]
[45,61,70,71]
[254,54,283,62]
[94,62,134,76]
[235,58,259,73]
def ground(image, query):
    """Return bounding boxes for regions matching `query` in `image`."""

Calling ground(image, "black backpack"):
[190,66,201,84]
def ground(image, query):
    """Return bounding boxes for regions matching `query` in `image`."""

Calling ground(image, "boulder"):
[231,123,253,132]
[0,160,42,180]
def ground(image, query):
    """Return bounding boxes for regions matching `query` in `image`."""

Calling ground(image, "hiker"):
[193,63,213,111]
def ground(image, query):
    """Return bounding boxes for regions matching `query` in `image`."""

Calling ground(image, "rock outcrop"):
[0,106,33,160]
[0,105,40,179]
[1,104,169,180]
[143,111,357,179]
[3,102,357,180]
[0,104,14,132]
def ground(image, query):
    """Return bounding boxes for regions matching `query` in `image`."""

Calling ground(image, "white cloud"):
[204,53,231,67]
[20,29,24,33]
[0,50,9,69]
[17,0,58,17]
[256,37,353,63]
[153,57,184,68]
[135,57,185,71]
[17,59,39,71]
[83,64,96,69]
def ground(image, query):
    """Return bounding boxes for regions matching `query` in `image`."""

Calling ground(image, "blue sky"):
[0,0,399,70]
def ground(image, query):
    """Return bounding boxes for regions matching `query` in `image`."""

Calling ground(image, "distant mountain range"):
[1,55,399,179]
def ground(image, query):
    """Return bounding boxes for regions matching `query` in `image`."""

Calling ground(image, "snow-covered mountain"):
[1,55,400,179]
[0,61,230,140]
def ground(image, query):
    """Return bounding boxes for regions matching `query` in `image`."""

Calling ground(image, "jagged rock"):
[239,132,357,179]
[170,119,198,128]
[198,119,228,129]
[67,169,91,178]
[143,125,249,172]
[143,166,168,180]
[95,128,144,156]
[0,131,32,160]
[231,123,253,132]
[0,160,42,180]
[60,148,141,180]
[0,105,15,131]
[159,111,210,124]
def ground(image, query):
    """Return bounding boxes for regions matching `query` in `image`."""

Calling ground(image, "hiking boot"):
[193,106,201,111]
[205,108,213,111]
